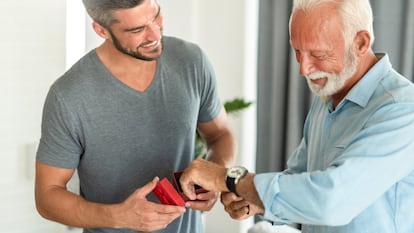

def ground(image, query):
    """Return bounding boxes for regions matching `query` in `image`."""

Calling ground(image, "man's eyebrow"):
[123,6,161,33]
[124,25,145,33]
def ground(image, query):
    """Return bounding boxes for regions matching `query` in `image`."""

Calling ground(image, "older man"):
[180,0,414,232]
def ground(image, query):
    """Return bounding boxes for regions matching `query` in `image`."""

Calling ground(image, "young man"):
[180,0,414,232]
[35,0,236,232]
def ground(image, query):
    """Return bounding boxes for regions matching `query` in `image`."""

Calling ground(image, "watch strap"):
[226,176,237,195]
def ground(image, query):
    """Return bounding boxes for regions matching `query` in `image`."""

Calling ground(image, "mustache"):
[139,28,164,48]
[306,71,334,80]
[139,36,164,49]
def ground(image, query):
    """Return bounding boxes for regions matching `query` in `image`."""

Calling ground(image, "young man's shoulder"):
[49,50,103,98]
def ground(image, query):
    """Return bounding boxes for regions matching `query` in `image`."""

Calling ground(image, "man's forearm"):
[35,186,118,229]
[205,131,237,167]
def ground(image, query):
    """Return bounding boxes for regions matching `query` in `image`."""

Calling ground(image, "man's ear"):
[353,30,371,56]
[92,22,110,40]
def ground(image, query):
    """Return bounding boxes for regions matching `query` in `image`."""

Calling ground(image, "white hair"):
[289,0,375,47]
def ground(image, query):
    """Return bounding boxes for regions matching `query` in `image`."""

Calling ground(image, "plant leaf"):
[224,98,253,113]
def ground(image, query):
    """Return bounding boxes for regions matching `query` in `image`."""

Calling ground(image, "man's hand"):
[179,158,228,200]
[115,177,186,231]
[185,191,219,211]
[221,192,262,220]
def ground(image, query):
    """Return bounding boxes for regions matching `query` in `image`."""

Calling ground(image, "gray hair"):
[289,0,375,47]
[82,0,146,28]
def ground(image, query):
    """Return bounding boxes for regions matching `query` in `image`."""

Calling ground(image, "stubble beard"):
[109,30,163,61]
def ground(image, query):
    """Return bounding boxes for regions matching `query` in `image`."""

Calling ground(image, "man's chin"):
[310,86,335,99]
[137,46,163,61]
[131,51,162,61]
[309,79,342,97]
[319,95,331,103]
[309,88,331,103]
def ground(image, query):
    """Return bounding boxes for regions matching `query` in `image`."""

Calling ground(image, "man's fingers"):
[220,193,251,220]
[196,190,218,201]
[185,191,219,211]
[228,205,251,220]
[180,176,197,200]
[138,211,184,232]
[220,192,243,205]
[136,177,160,198]
[132,177,160,199]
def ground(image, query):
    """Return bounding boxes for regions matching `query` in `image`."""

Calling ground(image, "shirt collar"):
[344,53,392,108]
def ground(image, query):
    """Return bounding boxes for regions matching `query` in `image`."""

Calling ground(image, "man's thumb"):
[137,176,159,197]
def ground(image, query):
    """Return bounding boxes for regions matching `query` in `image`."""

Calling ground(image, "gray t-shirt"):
[37,36,222,233]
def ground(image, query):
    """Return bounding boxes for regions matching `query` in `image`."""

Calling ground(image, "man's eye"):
[131,28,145,34]
[313,54,326,60]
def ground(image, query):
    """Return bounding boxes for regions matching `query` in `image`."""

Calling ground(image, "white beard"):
[305,49,359,99]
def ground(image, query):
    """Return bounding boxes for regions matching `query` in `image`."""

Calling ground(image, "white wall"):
[0,0,71,232]
[0,0,258,232]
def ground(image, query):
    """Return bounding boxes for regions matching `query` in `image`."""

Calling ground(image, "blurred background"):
[1,0,412,232]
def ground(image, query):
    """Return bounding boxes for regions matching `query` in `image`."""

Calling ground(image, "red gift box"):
[172,171,208,201]
[153,171,208,206]
[153,178,186,206]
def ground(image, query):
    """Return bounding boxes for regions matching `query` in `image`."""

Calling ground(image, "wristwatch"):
[226,166,248,196]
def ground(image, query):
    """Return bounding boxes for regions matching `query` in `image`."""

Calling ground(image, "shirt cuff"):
[254,172,286,222]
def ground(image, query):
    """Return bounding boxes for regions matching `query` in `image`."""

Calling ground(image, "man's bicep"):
[35,161,75,190]
[197,107,230,142]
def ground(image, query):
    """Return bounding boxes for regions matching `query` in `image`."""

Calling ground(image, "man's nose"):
[146,23,161,41]
[298,55,314,76]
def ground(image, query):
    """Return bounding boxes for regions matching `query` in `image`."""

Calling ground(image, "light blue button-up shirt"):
[255,54,414,233]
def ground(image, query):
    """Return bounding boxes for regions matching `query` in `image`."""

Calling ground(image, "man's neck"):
[331,51,379,108]
[96,42,157,92]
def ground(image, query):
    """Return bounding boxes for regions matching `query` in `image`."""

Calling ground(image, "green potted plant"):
[194,98,253,159]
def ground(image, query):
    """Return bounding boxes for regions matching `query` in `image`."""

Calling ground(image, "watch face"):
[228,166,247,178]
